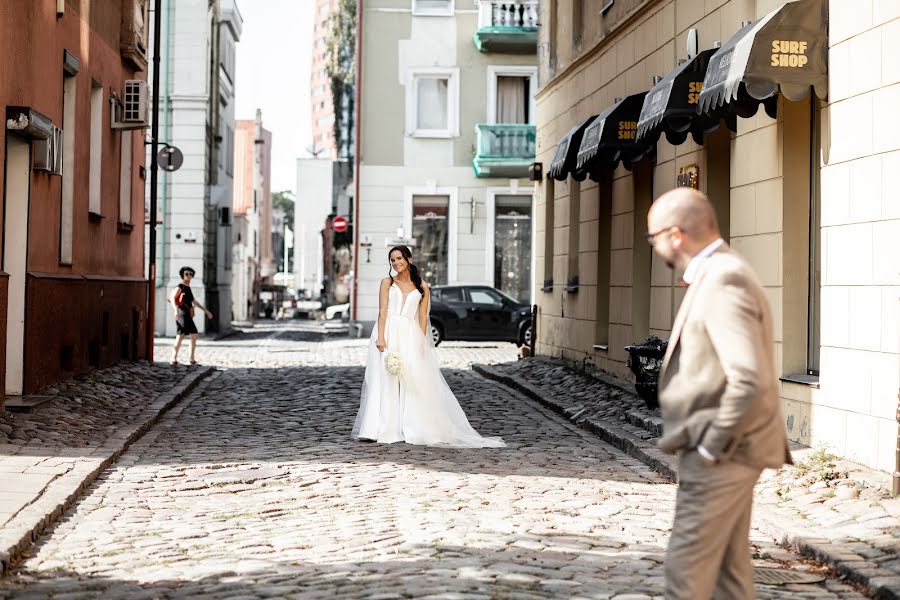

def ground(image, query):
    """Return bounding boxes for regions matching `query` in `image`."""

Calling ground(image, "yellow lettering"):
[799,41,808,54]
[798,55,808,67]
[688,92,698,104]
[772,40,780,53]
[789,40,800,54]
[772,54,780,67]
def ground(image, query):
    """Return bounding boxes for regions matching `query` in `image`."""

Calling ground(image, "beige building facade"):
[534,0,899,472]
[352,0,540,328]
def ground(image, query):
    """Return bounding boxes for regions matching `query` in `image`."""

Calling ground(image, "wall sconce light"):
[529,162,543,182]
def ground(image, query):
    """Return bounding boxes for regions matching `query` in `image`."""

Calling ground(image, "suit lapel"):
[660,246,729,375]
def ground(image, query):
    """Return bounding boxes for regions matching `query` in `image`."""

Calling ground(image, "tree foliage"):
[325,0,356,166]
[272,190,295,231]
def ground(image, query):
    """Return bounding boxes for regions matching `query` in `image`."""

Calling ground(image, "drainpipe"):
[351,0,363,321]
[159,0,171,289]
[146,0,163,360]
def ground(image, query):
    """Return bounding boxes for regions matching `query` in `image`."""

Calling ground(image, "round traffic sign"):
[333,216,348,233]
[158,146,183,172]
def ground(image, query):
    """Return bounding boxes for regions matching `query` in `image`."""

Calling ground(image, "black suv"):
[428,285,532,347]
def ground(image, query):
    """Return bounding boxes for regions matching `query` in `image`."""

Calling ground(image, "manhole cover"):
[754,567,826,585]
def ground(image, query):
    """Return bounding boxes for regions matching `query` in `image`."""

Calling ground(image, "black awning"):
[573,93,652,180]
[698,0,828,117]
[636,49,725,145]
[547,116,596,181]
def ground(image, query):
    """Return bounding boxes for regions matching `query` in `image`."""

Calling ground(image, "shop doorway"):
[4,137,30,396]
[493,194,532,303]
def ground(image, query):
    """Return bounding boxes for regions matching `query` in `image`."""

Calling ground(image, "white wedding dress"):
[352,282,505,448]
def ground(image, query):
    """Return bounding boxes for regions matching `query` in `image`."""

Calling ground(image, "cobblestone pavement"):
[0,323,870,598]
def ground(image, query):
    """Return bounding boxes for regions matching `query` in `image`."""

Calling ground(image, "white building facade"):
[294,158,335,298]
[148,0,241,336]
[352,0,539,328]
[206,0,243,333]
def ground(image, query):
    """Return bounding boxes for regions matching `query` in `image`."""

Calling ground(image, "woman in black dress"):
[170,266,213,365]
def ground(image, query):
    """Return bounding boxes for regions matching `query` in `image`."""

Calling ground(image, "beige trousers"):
[664,451,762,600]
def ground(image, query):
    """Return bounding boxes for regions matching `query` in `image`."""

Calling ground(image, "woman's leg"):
[189,333,199,363]
[173,335,184,363]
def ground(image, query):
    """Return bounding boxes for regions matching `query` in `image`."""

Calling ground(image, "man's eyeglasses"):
[184,272,195,278]
[644,226,679,247]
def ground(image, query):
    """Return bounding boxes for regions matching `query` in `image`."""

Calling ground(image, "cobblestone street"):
[0,323,870,598]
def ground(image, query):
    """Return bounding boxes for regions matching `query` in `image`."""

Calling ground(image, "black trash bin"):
[623,336,668,410]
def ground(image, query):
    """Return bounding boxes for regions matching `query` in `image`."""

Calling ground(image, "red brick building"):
[0,0,150,405]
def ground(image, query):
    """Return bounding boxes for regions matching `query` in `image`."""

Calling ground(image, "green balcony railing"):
[473,123,536,178]
[473,0,539,53]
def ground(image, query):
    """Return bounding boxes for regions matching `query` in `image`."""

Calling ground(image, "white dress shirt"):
[682,238,724,285]
[681,237,724,463]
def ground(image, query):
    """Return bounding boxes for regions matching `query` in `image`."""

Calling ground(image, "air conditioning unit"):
[33,126,64,176]
[112,80,149,130]
[123,80,149,124]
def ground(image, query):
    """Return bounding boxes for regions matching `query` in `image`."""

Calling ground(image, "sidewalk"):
[0,361,213,574]
[475,357,900,600]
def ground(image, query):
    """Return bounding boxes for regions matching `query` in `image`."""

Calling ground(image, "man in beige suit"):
[646,188,792,600]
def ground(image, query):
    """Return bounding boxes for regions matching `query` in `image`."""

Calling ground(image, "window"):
[413,0,453,16]
[89,82,103,216]
[119,131,133,224]
[406,68,459,138]
[226,125,234,176]
[488,67,537,125]
[470,288,503,305]
[60,71,77,265]
[542,178,554,290]
[440,287,464,302]
[567,182,580,288]
[412,195,450,284]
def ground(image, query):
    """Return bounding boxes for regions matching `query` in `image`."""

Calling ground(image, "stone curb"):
[473,363,900,600]
[0,365,214,575]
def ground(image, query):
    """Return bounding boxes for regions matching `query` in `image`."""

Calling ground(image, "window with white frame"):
[487,66,537,125]
[89,82,103,216]
[412,0,453,16]
[407,69,459,138]
[119,131,133,225]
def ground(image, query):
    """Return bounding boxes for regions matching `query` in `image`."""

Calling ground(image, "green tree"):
[272,190,295,229]
[325,0,356,167]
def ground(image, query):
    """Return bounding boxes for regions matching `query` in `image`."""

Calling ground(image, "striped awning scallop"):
[697,0,828,118]
[546,116,596,181]
[636,49,724,145]
[573,93,652,181]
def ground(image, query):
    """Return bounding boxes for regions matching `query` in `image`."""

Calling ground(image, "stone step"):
[4,395,55,413]
[624,406,664,439]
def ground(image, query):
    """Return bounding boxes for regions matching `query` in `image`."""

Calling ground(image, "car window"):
[469,288,503,305]
[439,287,464,302]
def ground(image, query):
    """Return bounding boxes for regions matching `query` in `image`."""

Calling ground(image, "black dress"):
[176,284,198,335]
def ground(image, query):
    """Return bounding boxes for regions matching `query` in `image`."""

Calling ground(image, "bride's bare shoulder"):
[380,277,393,288]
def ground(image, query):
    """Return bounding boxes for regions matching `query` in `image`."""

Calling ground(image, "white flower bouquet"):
[384,351,404,376]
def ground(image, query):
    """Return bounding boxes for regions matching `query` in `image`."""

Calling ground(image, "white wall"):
[294,158,334,296]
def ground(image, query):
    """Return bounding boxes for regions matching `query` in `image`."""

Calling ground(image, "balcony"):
[473,0,538,54]
[473,124,536,178]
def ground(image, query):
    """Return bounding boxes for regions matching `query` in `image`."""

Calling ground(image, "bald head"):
[649,188,720,241]
[647,188,722,271]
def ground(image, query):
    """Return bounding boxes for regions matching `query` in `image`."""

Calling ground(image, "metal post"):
[146,0,163,361]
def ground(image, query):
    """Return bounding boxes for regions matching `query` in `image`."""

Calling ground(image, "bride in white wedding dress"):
[352,246,505,448]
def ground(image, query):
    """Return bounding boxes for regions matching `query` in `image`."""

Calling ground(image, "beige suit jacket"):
[657,245,792,470]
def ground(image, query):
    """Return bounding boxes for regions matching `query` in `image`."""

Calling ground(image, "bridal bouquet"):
[384,351,404,376]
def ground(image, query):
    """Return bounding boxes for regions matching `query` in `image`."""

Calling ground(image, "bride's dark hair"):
[388,246,424,298]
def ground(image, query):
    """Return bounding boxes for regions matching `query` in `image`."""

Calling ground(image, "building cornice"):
[534,0,665,101]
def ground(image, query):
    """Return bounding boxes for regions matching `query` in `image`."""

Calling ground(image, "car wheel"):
[519,322,532,346]
[430,323,443,346]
